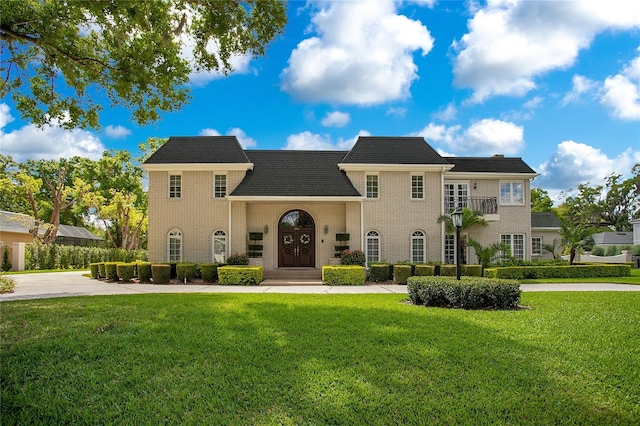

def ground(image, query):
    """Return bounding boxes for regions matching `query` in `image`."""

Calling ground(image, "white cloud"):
[410,118,524,155]
[283,130,370,150]
[280,0,434,105]
[321,111,350,127]
[562,75,598,106]
[600,49,640,120]
[0,104,104,162]
[433,103,457,122]
[104,125,131,139]
[385,107,408,118]
[198,127,256,148]
[536,140,640,191]
[453,0,640,103]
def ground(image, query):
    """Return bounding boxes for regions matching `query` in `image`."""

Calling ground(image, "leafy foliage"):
[0,273,16,293]
[340,249,366,266]
[1,0,287,129]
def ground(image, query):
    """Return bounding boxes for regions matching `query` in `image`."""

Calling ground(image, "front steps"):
[263,268,322,283]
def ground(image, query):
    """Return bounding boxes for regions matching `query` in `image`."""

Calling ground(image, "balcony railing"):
[444,196,498,215]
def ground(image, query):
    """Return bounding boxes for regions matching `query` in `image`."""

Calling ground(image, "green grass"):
[521,268,640,284]
[2,293,639,425]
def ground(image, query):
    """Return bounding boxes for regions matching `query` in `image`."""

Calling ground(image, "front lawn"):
[2,293,639,424]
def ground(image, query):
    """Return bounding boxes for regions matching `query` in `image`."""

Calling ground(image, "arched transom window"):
[167,229,182,262]
[212,230,226,263]
[411,230,426,263]
[366,230,380,263]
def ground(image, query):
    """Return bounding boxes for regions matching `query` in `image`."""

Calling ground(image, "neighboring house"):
[531,212,562,260]
[0,211,103,247]
[591,231,633,247]
[142,136,538,269]
[633,219,640,246]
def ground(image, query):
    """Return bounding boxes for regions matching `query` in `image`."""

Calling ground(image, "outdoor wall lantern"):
[324,225,329,234]
[450,207,464,280]
[264,225,269,234]
[473,182,478,189]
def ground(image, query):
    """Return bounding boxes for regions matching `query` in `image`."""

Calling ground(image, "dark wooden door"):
[278,228,315,267]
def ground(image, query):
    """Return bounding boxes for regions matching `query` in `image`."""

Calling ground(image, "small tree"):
[560,220,594,265]
[1,246,12,272]
[437,208,488,264]
[468,240,510,270]
[542,238,562,260]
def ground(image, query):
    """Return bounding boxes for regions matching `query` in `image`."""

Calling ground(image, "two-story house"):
[142,136,538,270]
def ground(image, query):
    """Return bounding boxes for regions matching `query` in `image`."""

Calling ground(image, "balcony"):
[444,196,498,215]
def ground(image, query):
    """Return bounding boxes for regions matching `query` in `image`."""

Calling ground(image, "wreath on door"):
[283,235,294,245]
[300,234,311,245]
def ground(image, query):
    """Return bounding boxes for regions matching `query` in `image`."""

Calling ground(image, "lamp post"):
[451,207,463,280]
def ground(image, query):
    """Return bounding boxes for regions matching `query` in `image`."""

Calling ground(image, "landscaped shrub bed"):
[407,276,521,310]
[116,263,136,281]
[104,262,120,281]
[322,265,365,285]
[484,264,631,280]
[24,242,147,270]
[218,266,263,285]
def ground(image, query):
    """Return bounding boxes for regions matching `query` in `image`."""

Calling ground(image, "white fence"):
[563,251,632,264]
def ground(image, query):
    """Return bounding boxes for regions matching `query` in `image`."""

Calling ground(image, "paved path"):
[1,271,639,301]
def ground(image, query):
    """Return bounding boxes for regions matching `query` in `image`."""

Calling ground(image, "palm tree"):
[437,208,488,264]
[542,238,561,260]
[468,239,511,270]
[559,220,594,265]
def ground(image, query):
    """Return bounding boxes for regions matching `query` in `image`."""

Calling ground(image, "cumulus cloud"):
[385,107,408,118]
[433,103,457,122]
[104,125,132,139]
[453,0,640,103]
[410,119,524,155]
[198,127,256,148]
[280,0,434,105]
[321,111,350,127]
[535,140,640,191]
[283,130,370,150]
[600,48,640,120]
[0,104,104,162]
[562,75,598,106]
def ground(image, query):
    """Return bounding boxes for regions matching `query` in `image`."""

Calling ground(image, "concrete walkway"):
[1,271,639,301]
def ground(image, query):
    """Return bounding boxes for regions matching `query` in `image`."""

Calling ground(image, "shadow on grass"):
[1,293,637,425]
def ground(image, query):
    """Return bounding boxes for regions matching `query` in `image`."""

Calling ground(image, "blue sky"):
[1,0,639,203]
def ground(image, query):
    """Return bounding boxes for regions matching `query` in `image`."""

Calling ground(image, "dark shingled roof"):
[531,212,561,228]
[444,156,537,174]
[592,232,633,245]
[231,151,361,197]
[341,137,448,165]
[144,136,250,164]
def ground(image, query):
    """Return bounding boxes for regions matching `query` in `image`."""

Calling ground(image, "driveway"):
[1,271,639,301]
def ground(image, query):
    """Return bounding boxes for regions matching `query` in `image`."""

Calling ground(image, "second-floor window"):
[411,175,424,199]
[169,174,182,199]
[500,181,524,205]
[214,174,226,198]
[366,174,379,199]
[445,183,468,210]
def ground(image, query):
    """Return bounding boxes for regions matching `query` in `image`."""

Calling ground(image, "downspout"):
[228,200,232,261]
[360,200,364,253]
[441,166,446,263]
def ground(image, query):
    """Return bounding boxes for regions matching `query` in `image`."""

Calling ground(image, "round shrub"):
[226,254,249,265]
[137,262,152,282]
[116,263,136,282]
[151,264,171,284]
[341,249,366,266]
[591,246,605,256]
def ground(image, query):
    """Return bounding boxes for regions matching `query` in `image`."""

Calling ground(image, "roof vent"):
[493,154,504,158]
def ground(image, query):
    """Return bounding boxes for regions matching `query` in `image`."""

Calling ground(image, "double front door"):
[279,228,315,267]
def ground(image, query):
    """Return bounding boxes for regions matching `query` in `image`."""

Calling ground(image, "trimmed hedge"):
[439,264,457,276]
[407,276,521,310]
[97,263,106,279]
[484,264,631,280]
[89,263,99,279]
[393,264,412,284]
[176,262,196,282]
[201,263,222,282]
[218,266,263,285]
[151,264,171,284]
[116,263,136,282]
[322,265,365,285]
[369,264,390,282]
[137,262,152,282]
[104,262,120,281]
[463,265,483,277]
[415,264,435,276]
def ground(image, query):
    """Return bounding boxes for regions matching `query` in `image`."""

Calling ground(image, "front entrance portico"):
[278,210,315,267]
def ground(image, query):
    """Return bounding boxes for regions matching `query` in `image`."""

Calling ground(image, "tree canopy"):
[0,0,287,129]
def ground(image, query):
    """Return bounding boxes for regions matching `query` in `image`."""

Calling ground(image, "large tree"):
[1,0,287,129]
[530,188,554,212]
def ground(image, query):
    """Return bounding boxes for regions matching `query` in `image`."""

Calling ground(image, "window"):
[214,174,227,198]
[169,174,182,199]
[445,234,468,264]
[366,174,379,199]
[500,181,524,205]
[501,234,525,259]
[366,230,380,263]
[411,175,424,199]
[213,230,226,263]
[167,229,182,262]
[445,183,468,210]
[532,237,542,256]
[411,231,426,263]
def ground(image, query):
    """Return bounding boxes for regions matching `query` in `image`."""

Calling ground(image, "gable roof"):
[143,136,251,164]
[230,151,360,198]
[341,137,449,165]
[444,156,537,174]
[0,211,102,240]
[531,212,562,228]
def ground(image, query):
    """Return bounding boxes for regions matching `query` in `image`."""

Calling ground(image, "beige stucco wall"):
[531,229,562,260]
